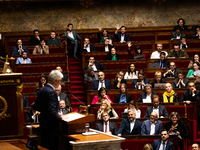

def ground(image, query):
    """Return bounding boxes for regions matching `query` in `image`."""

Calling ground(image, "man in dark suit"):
[137,84,157,103]
[180,82,200,104]
[163,62,179,78]
[56,66,68,82]
[58,100,70,115]
[118,109,142,136]
[101,38,112,52]
[55,85,71,107]
[131,70,150,89]
[62,23,81,59]
[171,27,186,41]
[152,129,173,150]
[172,70,189,88]
[12,39,29,55]
[29,29,44,46]
[85,56,107,71]
[91,71,112,90]
[114,25,129,43]
[81,37,96,53]
[47,31,61,45]
[96,112,118,135]
[190,26,200,39]
[154,52,169,69]
[84,67,98,82]
[32,70,64,150]
[144,95,169,118]
[23,95,29,108]
[141,112,162,135]
[26,103,40,123]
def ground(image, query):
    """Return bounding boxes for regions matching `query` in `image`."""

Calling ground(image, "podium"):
[0,73,23,140]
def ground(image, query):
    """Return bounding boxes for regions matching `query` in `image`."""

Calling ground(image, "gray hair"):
[157,43,163,46]
[87,66,94,73]
[145,83,152,88]
[128,109,136,115]
[48,70,63,83]
[196,73,200,78]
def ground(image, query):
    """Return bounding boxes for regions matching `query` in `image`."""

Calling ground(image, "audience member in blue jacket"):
[12,39,29,55]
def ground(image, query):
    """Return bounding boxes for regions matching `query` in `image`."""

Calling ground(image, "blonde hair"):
[116,71,124,79]
[155,71,162,77]
[101,99,111,112]
[143,144,153,150]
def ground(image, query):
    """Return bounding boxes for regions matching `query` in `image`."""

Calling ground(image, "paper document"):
[63,113,85,122]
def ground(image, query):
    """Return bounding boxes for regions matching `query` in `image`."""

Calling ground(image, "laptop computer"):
[149,63,160,69]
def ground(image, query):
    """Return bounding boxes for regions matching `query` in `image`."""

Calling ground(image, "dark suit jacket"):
[154,60,169,69]
[118,118,142,135]
[62,30,81,44]
[131,78,150,89]
[46,38,61,45]
[172,78,189,88]
[58,108,70,115]
[96,121,118,135]
[105,53,120,60]
[114,93,133,103]
[12,46,29,55]
[152,139,173,150]
[190,33,200,39]
[62,74,68,82]
[180,90,200,102]
[141,119,162,135]
[171,32,186,40]
[85,62,107,71]
[173,25,188,32]
[144,105,169,118]
[137,92,157,102]
[163,68,179,78]
[29,36,44,46]
[160,93,179,102]
[59,92,71,107]
[113,79,127,89]
[152,79,166,88]
[114,33,129,42]
[91,80,112,90]
[23,95,29,107]
[84,72,98,82]
[81,44,96,53]
[25,108,40,123]
[101,45,112,52]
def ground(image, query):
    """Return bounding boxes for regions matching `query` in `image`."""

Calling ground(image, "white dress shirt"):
[91,64,97,71]
[124,71,138,79]
[85,44,90,52]
[103,121,110,132]
[57,96,60,101]
[68,32,74,39]
[121,35,125,42]
[177,79,185,88]
[98,80,105,90]
[130,119,136,133]
[105,47,109,52]
[159,140,168,150]
[153,106,159,117]
[150,51,168,59]
[150,121,156,135]
[143,94,152,103]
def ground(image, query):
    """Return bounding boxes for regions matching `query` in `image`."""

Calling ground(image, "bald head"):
[150,111,158,123]
[192,143,200,150]
[98,71,105,81]
[169,62,176,70]
[165,83,173,93]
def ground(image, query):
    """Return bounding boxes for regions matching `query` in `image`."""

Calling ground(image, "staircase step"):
[71,91,86,94]
[70,81,84,84]
[71,86,85,91]
[69,67,82,71]
[70,77,84,81]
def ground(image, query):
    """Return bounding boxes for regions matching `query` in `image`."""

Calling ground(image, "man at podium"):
[33,70,64,150]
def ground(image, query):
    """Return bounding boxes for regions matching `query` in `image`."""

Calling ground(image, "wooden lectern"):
[0,73,23,140]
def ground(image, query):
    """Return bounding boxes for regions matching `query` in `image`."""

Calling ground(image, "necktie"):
[160,62,163,68]
[105,122,107,133]
[23,59,26,64]
[101,82,103,88]
[163,142,165,150]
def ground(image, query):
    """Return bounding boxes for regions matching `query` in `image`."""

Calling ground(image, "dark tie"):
[101,82,103,88]
[160,62,163,68]
[163,142,165,150]
[105,122,107,133]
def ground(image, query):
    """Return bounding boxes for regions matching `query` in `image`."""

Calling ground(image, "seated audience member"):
[154,52,169,69]
[192,143,200,150]
[23,95,29,107]
[114,71,127,89]
[58,100,70,115]
[172,70,189,88]
[98,26,111,43]
[16,51,32,64]
[163,62,179,78]
[143,144,153,150]
[144,95,169,118]
[55,85,71,107]
[118,109,142,136]
[96,112,118,135]
[32,39,49,55]
[105,46,119,60]
[26,103,40,122]
[62,23,81,59]
[56,66,68,82]
[152,71,166,88]
[179,37,188,49]
[85,56,107,71]
[188,53,200,69]
[91,87,113,104]
[173,18,188,32]
[29,29,44,46]
[124,63,138,79]
[131,70,150,89]
[114,83,132,103]
[137,84,157,103]
[101,38,112,52]
[150,43,168,59]
[34,74,47,93]
[161,83,179,103]
[84,67,98,82]
[195,73,200,84]
[180,82,200,104]
[81,37,96,53]
[12,39,29,55]
[167,43,189,58]
[90,71,112,90]
[124,100,141,118]
[190,26,200,39]
[152,129,173,150]
[141,112,162,135]
[114,24,129,43]
[171,26,186,40]
[128,42,146,59]
[191,21,200,31]
[186,62,200,78]
[164,112,188,139]
[46,31,61,45]
[97,100,118,119]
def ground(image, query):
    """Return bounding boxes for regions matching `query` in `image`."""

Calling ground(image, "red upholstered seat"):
[26,96,37,106]
[157,35,171,40]
[22,76,39,83]
[23,87,35,93]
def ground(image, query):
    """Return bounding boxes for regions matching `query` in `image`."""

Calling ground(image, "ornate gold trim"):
[0,96,11,120]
